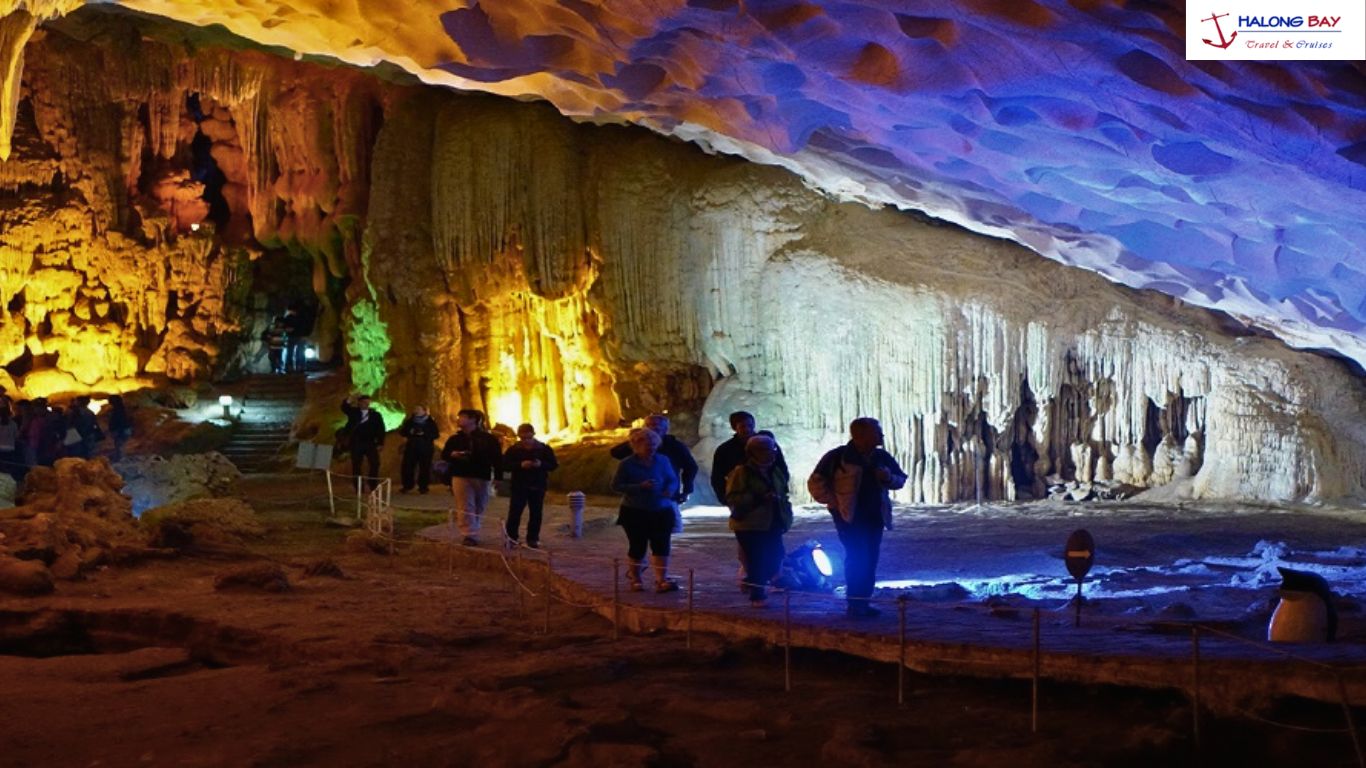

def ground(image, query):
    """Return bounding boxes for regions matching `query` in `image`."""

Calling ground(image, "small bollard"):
[567,491,586,538]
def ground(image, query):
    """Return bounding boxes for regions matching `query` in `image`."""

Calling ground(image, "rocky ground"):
[0,475,1359,767]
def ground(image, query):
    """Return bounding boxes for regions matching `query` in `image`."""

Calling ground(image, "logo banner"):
[1186,0,1365,60]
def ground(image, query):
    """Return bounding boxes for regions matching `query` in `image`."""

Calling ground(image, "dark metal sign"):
[1064,529,1095,581]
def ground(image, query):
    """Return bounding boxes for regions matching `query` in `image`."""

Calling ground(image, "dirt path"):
[0,478,1356,767]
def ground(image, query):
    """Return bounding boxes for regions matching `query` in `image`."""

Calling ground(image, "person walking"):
[68,396,101,459]
[441,409,502,546]
[502,423,558,549]
[106,395,132,461]
[396,406,440,494]
[711,410,789,586]
[0,404,18,479]
[282,305,306,373]
[611,427,681,593]
[724,435,792,606]
[262,316,287,374]
[808,417,907,618]
[610,414,697,505]
[710,411,788,503]
[340,394,387,490]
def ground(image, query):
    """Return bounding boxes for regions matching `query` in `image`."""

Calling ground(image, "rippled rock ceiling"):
[101,0,1366,365]
[0,3,1364,505]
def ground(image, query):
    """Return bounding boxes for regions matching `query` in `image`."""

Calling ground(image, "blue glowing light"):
[812,546,834,577]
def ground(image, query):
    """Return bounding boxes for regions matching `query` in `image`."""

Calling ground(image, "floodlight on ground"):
[784,540,837,591]
[304,345,317,360]
[812,546,834,577]
[218,394,233,418]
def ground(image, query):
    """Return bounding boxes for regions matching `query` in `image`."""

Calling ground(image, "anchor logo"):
[1201,11,1238,49]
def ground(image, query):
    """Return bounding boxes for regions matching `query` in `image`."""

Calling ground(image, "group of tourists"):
[261,304,315,375]
[338,399,560,550]
[0,393,133,479]
[340,395,905,618]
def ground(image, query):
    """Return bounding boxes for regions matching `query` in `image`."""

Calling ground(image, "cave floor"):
[1,475,1364,767]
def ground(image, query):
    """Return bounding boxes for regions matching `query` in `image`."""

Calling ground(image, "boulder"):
[141,498,263,555]
[213,563,290,593]
[0,458,142,581]
[0,555,55,596]
[115,452,243,515]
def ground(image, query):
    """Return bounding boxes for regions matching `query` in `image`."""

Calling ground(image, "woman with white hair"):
[610,427,682,592]
[724,434,792,606]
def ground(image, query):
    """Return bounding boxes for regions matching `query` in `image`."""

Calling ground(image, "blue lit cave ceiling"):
[110,0,1366,362]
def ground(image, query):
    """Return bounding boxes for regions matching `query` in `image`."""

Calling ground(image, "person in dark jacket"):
[808,417,908,618]
[0,404,18,479]
[725,435,792,606]
[441,409,502,546]
[611,427,680,593]
[263,316,287,374]
[711,411,788,585]
[68,396,101,459]
[710,411,788,502]
[282,305,306,373]
[502,423,558,549]
[106,395,132,461]
[341,395,387,490]
[610,414,697,504]
[397,406,440,494]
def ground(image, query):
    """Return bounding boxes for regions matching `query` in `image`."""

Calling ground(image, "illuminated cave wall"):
[0,12,389,396]
[5,10,1365,505]
[362,89,1366,504]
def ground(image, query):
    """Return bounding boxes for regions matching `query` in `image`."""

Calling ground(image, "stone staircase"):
[218,373,307,473]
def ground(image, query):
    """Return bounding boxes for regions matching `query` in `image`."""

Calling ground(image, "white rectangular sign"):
[1186,0,1365,60]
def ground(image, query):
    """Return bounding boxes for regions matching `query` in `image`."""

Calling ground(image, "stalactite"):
[431,97,590,303]
[0,9,35,162]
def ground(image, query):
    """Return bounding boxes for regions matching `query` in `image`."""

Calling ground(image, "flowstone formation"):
[362,92,1366,505]
[0,8,1362,506]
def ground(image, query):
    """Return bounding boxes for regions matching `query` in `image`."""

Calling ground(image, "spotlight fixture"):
[218,394,233,418]
[783,540,837,592]
[304,345,317,361]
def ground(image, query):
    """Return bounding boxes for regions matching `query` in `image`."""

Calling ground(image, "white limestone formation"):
[362,96,1366,505]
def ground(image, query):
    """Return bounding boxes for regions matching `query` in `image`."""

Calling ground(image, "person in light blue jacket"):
[611,427,680,593]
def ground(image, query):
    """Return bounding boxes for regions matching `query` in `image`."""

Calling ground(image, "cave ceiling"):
[60,0,1366,364]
